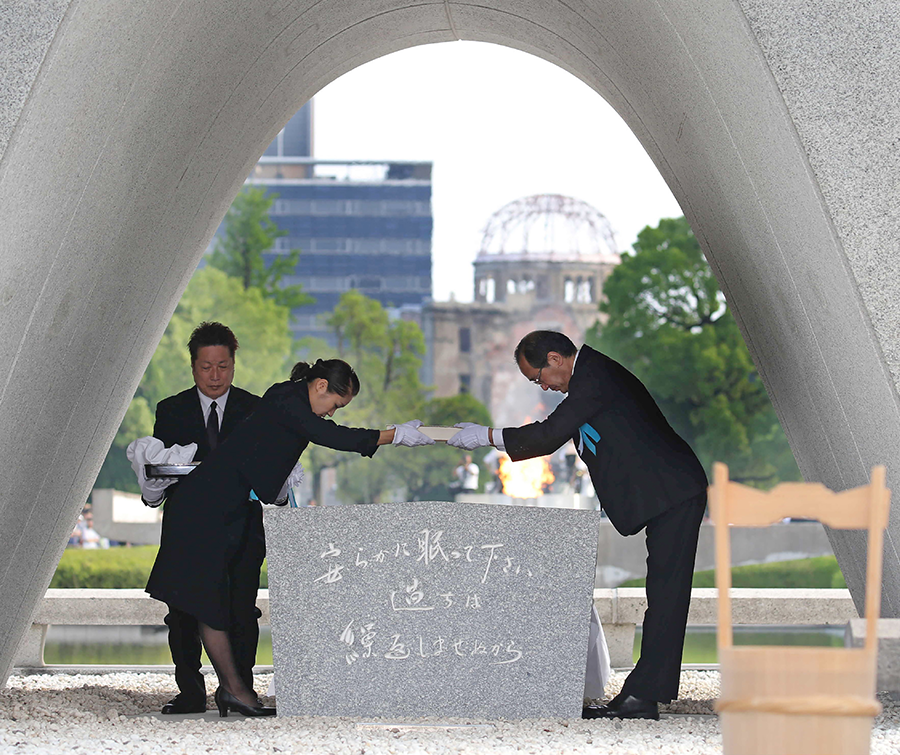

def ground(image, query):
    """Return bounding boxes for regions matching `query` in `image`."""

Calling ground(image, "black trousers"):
[165,510,265,700]
[620,492,707,703]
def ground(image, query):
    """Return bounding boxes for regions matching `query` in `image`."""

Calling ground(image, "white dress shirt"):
[197,386,230,429]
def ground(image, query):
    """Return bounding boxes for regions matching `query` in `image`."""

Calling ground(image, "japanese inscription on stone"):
[265,501,601,719]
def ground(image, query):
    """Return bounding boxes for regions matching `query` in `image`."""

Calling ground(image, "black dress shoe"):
[160,695,207,714]
[582,694,659,720]
[214,687,276,718]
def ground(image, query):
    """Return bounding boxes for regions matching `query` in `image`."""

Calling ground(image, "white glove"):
[126,436,196,507]
[274,461,305,505]
[140,477,176,507]
[389,419,435,447]
[448,422,491,450]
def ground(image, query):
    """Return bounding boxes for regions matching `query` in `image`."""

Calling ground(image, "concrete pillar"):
[3,0,900,684]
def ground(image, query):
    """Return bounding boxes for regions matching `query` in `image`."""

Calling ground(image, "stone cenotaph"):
[264,501,601,719]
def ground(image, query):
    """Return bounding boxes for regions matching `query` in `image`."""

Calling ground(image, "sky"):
[311,41,683,303]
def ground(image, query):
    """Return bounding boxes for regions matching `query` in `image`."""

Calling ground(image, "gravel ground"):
[2,670,899,754]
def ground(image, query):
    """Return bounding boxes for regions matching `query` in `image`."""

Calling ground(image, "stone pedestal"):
[14,624,46,668]
[602,623,636,669]
[264,502,601,719]
[845,618,900,695]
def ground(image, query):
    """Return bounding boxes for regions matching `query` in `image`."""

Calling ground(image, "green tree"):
[94,267,294,493]
[298,291,492,504]
[207,185,314,310]
[587,216,800,487]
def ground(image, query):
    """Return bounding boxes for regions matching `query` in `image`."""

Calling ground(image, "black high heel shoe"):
[214,687,276,717]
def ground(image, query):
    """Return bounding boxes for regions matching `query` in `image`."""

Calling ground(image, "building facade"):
[423,195,620,427]
[232,104,434,343]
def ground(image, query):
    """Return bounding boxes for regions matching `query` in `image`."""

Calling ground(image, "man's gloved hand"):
[274,461,306,505]
[389,419,435,447]
[126,436,182,507]
[140,477,177,508]
[447,422,491,450]
[125,435,197,509]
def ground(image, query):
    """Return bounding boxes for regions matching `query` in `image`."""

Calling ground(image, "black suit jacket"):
[147,380,380,627]
[503,346,707,536]
[224,380,380,504]
[153,385,260,500]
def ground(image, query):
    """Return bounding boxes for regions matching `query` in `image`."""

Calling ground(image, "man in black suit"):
[448,330,708,720]
[138,321,262,714]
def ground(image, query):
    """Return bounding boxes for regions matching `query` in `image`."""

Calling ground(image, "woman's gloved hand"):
[389,419,435,447]
[274,461,305,505]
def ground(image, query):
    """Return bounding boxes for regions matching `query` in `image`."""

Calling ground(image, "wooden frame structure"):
[710,463,890,755]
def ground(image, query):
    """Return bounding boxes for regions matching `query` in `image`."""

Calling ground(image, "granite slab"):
[264,502,601,719]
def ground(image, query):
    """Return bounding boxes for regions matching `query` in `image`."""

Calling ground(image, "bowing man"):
[448,330,708,721]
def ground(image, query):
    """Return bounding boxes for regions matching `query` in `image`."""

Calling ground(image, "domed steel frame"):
[478,194,619,260]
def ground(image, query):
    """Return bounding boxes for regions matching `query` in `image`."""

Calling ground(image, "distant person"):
[450,454,479,494]
[130,322,264,715]
[461,454,479,492]
[68,516,84,548]
[448,330,708,720]
[79,511,103,549]
[145,358,433,716]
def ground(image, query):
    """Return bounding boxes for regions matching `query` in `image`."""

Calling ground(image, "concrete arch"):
[3,1,900,680]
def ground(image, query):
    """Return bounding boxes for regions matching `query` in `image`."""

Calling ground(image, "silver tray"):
[146,462,200,478]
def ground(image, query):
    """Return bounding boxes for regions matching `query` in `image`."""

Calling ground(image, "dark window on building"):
[460,374,471,394]
[480,375,493,407]
[459,327,471,353]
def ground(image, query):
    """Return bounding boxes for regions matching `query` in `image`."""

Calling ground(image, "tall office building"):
[243,103,433,343]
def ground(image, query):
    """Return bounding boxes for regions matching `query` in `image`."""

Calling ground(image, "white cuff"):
[493,428,506,452]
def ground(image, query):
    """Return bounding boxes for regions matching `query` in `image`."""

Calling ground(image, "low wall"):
[89,489,161,546]
[15,587,855,671]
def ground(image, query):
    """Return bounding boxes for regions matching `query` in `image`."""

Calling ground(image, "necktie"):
[207,401,219,450]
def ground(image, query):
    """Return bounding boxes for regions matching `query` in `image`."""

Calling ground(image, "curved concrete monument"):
[2,1,900,681]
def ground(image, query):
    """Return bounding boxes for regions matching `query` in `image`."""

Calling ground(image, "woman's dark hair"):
[290,358,360,397]
[188,321,239,363]
[514,330,577,368]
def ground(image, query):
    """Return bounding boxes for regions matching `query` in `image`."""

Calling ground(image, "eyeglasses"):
[530,365,545,385]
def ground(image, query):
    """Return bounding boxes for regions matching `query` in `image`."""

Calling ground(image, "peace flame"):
[497,454,555,498]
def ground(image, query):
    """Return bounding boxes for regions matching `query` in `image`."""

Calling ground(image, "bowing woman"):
[146,358,433,717]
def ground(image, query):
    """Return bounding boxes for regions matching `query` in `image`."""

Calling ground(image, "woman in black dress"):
[146,358,432,716]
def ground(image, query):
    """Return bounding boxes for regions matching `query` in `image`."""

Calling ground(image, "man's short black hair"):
[514,330,577,368]
[188,321,239,363]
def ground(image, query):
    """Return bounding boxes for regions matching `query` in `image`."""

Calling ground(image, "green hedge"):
[620,555,846,589]
[55,548,842,591]
[52,546,269,589]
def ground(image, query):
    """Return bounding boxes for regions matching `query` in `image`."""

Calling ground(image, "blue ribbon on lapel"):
[579,423,601,455]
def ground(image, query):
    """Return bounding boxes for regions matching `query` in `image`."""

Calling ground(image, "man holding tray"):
[137,321,265,714]
[448,330,708,721]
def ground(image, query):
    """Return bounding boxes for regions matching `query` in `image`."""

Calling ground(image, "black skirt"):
[146,457,262,630]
